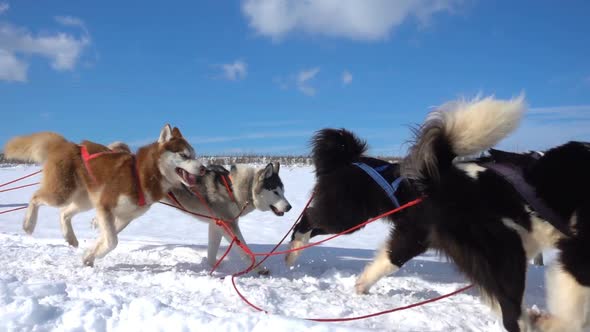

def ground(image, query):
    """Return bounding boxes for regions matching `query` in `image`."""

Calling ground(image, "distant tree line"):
[0,153,402,167]
[0,153,35,165]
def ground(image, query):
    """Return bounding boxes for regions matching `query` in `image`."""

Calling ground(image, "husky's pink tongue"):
[176,168,199,186]
[185,172,197,186]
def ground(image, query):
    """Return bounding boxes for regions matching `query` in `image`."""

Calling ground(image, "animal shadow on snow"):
[105,242,460,283]
[103,242,547,307]
[105,243,210,274]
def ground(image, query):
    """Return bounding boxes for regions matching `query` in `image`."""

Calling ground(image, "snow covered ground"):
[0,165,549,331]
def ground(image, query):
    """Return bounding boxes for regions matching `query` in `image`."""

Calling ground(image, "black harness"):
[353,160,404,208]
[482,150,572,237]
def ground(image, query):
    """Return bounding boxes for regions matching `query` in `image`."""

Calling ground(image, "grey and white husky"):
[165,162,292,273]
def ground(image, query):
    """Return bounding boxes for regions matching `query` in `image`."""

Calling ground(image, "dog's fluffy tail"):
[107,141,132,153]
[403,95,526,181]
[4,132,68,164]
[311,128,367,174]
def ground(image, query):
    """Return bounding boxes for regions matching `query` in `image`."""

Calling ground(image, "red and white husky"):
[4,124,205,266]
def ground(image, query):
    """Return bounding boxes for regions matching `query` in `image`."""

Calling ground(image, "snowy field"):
[0,165,549,332]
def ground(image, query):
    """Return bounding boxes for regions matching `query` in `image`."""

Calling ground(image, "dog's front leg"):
[285,231,311,267]
[59,199,92,248]
[285,214,314,266]
[221,221,269,275]
[207,222,223,267]
[83,208,117,267]
[356,225,427,294]
[23,190,45,235]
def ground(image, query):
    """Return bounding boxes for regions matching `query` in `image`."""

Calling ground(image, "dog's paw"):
[285,252,302,267]
[23,222,34,235]
[284,241,305,266]
[82,253,95,267]
[256,266,270,276]
[527,308,542,321]
[207,257,219,268]
[66,237,79,248]
[354,279,370,295]
[528,309,554,331]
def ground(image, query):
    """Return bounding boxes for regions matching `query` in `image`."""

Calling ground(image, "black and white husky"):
[287,96,590,332]
[165,162,292,273]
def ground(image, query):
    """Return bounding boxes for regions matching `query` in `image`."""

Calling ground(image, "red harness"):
[80,145,146,207]
[166,173,236,211]
[220,174,236,203]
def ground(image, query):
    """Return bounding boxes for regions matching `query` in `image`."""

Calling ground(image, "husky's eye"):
[179,153,189,159]
[273,190,279,196]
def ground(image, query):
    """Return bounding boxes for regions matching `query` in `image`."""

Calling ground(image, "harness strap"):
[80,145,98,183]
[167,191,184,209]
[373,164,391,173]
[80,145,146,207]
[132,156,146,207]
[353,162,402,207]
[484,162,571,237]
[220,174,236,203]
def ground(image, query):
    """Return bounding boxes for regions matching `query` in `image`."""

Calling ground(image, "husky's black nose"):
[199,165,207,176]
[285,204,292,212]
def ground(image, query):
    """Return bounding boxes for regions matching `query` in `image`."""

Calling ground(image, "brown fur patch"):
[4,128,197,265]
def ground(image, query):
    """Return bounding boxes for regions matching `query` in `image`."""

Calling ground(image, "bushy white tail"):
[404,95,526,180]
[4,132,68,163]
[437,95,525,156]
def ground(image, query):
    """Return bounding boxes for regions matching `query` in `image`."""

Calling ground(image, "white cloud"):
[0,49,27,82]
[529,105,590,121]
[189,130,312,144]
[55,16,90,35]
[342,70,353,85]
[500,104,590,151]
[0,17,90,81]
[55,16,84,28]
[200,144,303,155]
[220,60,248,81]
[241,0,461,41]
[297,67,320,96]
[0,2,9,15]
[243,120,304,127]
[128,130,313,148]
[501,120,590,152]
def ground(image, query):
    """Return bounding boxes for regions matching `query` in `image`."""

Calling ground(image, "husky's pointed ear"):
[158,124,173,143]
[273,161,280,174]
[261,163,273,179]
[172,127,183,138]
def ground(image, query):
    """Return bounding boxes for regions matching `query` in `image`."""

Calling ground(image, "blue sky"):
[1,1,589,156]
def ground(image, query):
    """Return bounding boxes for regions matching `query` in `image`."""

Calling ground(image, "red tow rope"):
[163,191,472,322]
[221,197,473,322]
[0,170,42,215]
[1,169,473,323]
[0,205,29,215]
[0,170,42,188]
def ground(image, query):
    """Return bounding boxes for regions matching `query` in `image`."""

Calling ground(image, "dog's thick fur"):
[393,96,590,332]
[288,96,590,331]
[285,129,407,267]
[4,125,204,267]
[164,162,291,273]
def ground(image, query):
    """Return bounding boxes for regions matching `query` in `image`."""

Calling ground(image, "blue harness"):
[353,162,404,207]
